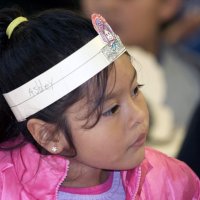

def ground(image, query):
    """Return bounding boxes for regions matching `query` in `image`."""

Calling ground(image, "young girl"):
[0,8,199,200]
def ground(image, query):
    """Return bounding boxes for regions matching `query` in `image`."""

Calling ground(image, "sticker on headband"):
[91,14,116,46]
[91,13,125,62]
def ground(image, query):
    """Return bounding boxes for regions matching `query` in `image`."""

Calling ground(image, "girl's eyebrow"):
[130,67,137,87]
[105,67,137,101]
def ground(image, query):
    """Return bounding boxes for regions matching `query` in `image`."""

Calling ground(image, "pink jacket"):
[0,142,199,200]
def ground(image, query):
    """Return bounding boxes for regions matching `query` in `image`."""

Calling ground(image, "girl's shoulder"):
[144,146,197,176]
[143,147,200,194]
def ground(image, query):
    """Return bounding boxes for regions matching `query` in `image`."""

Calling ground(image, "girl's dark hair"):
[0,8,112,156]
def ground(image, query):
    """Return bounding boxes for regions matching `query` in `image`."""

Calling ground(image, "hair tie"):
[6,16,28,39]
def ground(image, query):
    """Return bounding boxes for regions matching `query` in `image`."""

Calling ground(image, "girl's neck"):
[62,160,110,188]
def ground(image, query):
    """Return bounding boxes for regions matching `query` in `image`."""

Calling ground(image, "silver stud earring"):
[51,146,58,153]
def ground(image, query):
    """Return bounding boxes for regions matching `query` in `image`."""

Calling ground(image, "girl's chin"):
[127,146,145,169]
[112,147,145,171]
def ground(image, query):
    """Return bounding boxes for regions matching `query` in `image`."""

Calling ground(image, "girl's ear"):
[159,0,181,22]
[27,118,68,154]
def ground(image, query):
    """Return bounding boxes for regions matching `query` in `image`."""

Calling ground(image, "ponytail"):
[0,8,26,54]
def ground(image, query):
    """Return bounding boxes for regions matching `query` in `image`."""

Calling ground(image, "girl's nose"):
[126,97,146,129]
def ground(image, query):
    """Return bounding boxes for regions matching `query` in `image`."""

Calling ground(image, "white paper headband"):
[3,14,126,121]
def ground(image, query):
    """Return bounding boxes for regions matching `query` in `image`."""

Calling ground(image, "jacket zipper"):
[131,166,142,200]
[55,160,70,200]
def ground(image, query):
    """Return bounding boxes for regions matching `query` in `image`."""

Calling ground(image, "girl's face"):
[66,53,149,170]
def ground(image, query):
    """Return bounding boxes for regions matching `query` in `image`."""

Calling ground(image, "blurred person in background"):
[80,0,200,157]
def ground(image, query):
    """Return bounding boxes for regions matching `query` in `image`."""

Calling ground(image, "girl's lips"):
[129,133,146,148]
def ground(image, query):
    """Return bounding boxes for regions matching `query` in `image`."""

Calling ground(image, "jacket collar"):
[121,157,152,200]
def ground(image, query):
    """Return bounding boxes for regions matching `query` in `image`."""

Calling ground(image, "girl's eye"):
[102,105,120,117]
[131,84,143,97]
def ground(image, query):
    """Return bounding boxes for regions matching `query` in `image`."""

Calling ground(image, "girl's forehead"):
[105,54,137,97]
